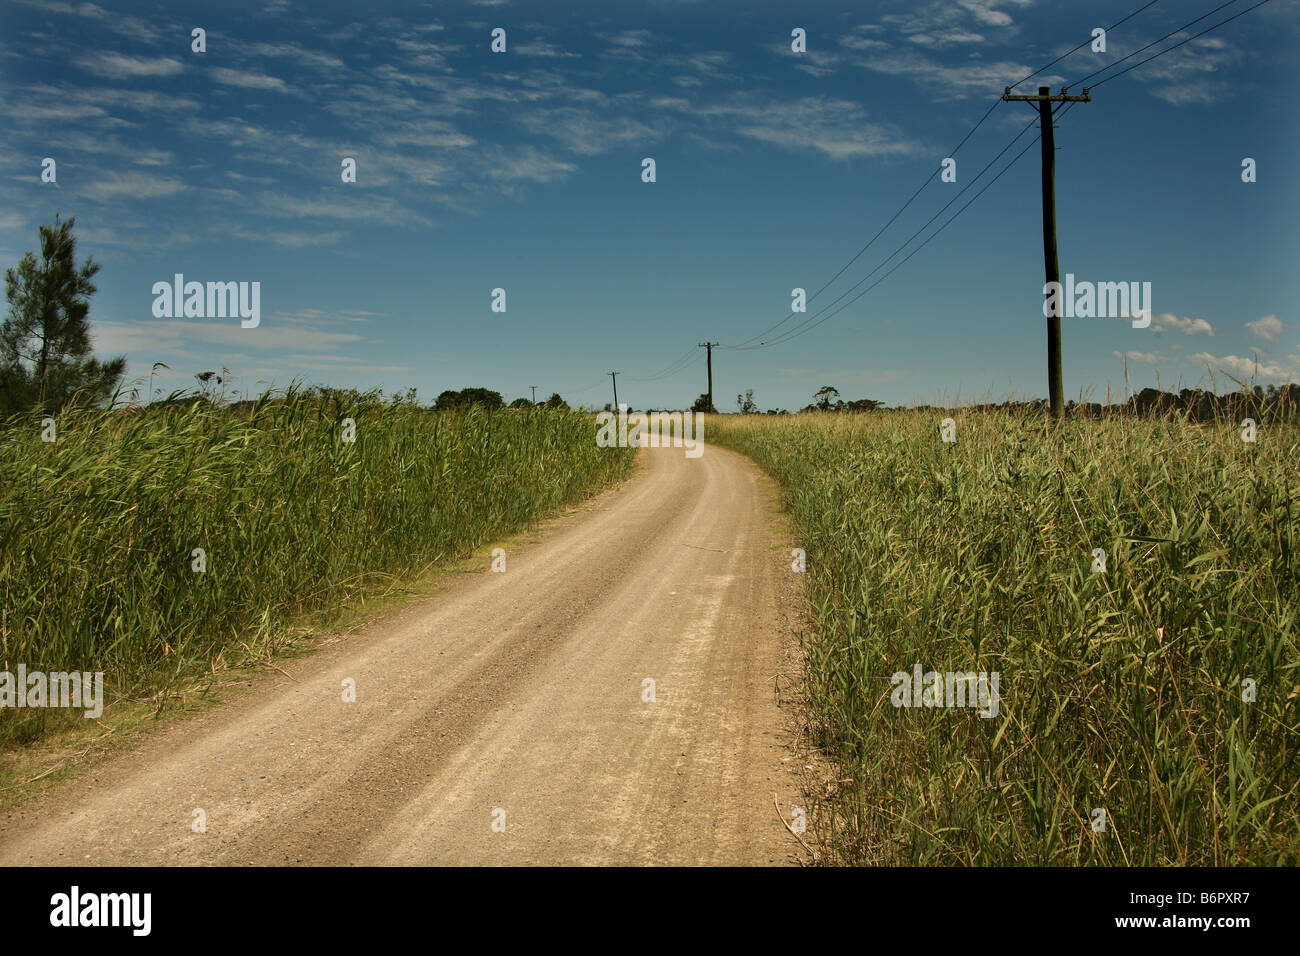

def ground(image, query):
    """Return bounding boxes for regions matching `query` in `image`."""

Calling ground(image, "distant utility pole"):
[529,385,537,404]
[1002,84,1090,421]
[699,342,718,412]
[608,371,620,411]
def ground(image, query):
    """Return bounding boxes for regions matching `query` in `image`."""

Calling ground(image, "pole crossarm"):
[1002,87,1092,102]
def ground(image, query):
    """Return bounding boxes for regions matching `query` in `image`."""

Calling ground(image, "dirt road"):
[0,443,806,865]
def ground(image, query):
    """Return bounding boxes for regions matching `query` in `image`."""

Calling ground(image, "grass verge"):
[709,408,1299,865]
[0,391,634,751]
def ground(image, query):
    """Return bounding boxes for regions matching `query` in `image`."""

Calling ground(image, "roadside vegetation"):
[0,392,635,745]
[710,403,1299,865]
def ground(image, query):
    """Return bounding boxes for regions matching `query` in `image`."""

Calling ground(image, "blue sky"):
[2,0,1297,410]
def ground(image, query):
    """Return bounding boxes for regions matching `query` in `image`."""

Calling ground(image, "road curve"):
[0,442,805,865]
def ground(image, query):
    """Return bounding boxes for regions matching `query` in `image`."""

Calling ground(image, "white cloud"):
[598,29,656,49]
[77,88,201,113]
[272,309,381,325]
[909,30,986,48]
[485,147,577,183]
[96,319,365,355]
[881,0,1025,38]
[1187,352,1291,381]
[667,94,919,160]
[0,100,115,123]
[230,225,344,247]
[77,54,184,78]
[178,116,323,157]
[1129,35,1242,107]
[41,131,173,166]
[1149,312,1214,336]
[519,107,659,156]
[3,86,200,130]
[249,191,433,226]
[515,40,581,59]
[1113,350,1160,365]
[16,1,164,44]
[1245,314,1283,341]
[209,67,292,92]
[81,172,189,201]
[244,42,345,71]
[1151,81,1224,107]
[845,46,1042,98]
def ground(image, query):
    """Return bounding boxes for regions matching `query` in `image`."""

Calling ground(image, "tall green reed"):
[711,408,1299,865]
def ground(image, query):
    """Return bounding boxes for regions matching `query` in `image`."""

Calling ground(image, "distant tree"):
[736,388,758,414]
[310,384,373,407]
[434,387,505,411]
[508,397,533,409]
[845,398,885,411]
[1,214,125,414]
[811,385,840,411]
[544,392,569,410]
[691,393,717,414]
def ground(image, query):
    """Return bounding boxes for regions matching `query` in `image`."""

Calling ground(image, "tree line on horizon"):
[4,217,1295,422]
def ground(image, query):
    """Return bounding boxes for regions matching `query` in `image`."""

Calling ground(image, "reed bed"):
[710,408,1299,865]
[0,390,633,743]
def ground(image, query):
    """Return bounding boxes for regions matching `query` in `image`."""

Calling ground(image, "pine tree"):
[1,215,125,414]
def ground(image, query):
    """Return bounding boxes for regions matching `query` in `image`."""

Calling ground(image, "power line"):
[733,114,1040,351]
[727,0,1171,351]
[555,376,607,395]
[1006,0,1166,91]
[725,98,1003,350]
[548,349,696,404]
[631,354,698,382]
[1085,0,1271,91]
[626,346,698,382]
[755,113,1063,351]
[756,133,1042,349]
[1065,0,1241,90]
[542,0,1209,391]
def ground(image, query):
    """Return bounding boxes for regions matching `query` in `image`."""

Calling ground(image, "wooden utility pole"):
[608,371,620,411]
[1001,85,1090,420]
[529,385,537,404]
[699,342,718,412]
